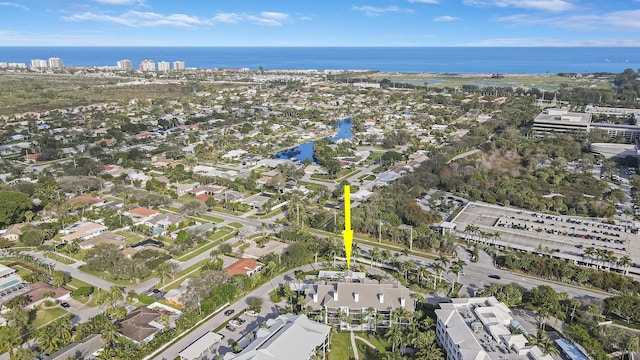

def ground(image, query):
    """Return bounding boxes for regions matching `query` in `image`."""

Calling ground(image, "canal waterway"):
[275,118,352,163]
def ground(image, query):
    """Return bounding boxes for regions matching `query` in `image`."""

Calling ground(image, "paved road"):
[30,252,113,291]
[151,263,319,360]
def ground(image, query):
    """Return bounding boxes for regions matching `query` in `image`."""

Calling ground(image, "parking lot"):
[451,201,640,276]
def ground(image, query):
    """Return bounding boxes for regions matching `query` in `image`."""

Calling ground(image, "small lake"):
[275,118,352,163]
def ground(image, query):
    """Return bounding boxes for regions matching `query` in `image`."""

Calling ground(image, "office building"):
[30,59,47,69]
[48,57,64,68]
[173,61,185,70]
[435,297,553,360]
[157,61,170,71]
[117,59,132,70]
[139,59,156,71]
[223,314,330,360]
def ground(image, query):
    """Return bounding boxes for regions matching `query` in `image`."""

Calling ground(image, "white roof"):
[179,332,223,360]
[223,314,329,360]
[0,264,16,278]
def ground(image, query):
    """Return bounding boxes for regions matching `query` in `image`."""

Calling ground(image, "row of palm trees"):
[464,224,501,245]
[582,246,633,273]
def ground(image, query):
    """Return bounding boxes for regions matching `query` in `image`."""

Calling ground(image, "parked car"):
[245,310,259,317]
[224,309,235,316]
[225,325,236,332]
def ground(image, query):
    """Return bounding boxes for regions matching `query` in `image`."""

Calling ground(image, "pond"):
[275,118,352,163]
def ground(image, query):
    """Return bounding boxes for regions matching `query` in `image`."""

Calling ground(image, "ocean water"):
[0,47,638,74]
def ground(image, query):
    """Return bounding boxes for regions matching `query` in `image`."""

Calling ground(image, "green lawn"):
[268,289,282,303]
[329,332,357,360]
[116,230,144,246]
[78,265,155,286]
[191,213,224,223]
[31,308,68,329]
[227,222,243,229]
[176,229,233,262]
[44,252,75,265]
[66,277,93,290]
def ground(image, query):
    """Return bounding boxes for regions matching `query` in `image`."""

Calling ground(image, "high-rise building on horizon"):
[173,61,185,71]
[139,59,156,72]
[117,59,132,71]
[157,61,170,71]
[48,57,64,68]
[30,59,47,69]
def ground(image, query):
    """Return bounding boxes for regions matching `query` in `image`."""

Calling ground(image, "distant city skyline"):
[0,0,639,47]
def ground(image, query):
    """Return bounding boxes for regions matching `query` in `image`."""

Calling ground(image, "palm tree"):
[620,255,632,275]
[400,260,416,281]
[431,262,445,290]
[156,262,174,285]
[385,324,404,353]
[368,247,381,270]
[583,247,595,266]
[108,286,124,308]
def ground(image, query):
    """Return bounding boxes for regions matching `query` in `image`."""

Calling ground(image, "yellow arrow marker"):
[343,185,353,269]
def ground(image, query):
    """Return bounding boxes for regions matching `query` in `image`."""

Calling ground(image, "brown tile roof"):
[118,306,162,343]
[127,207,158,217]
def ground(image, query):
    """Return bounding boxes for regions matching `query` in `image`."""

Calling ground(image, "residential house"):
[146,213,182,235]
[60,222,108,243]
[2,223,25,242]
[78,232,126,250]
[118,306,164,344]
[125,207,159,224]
[46,334,104,360]
[4,282,71,310]
[226,258,263,277]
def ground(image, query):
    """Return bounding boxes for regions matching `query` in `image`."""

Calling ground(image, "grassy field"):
[0,74,195,116]
[31,308,68,329]
[329,332,357,360]
[362,72,614,90]
[44,251,75,265]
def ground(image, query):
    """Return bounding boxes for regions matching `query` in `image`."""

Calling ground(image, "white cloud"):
[353,5,414,16]
[497,10,640,31]
[433,15,459,21]
[463,0,575,12]
[408,0,439,3]
[213,12,242,24]
[0,2,29,10]
[90,0,144,4]
[64,11,208,27]
[212,11,291,26]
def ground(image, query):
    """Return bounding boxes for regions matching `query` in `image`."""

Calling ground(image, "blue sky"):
[1,0,639,46]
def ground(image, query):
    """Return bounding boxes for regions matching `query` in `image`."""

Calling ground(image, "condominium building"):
[139,59,156,71]
[173,61,185,70]
[303,279,414,331]
[117,59,132,70]
[30,59,47,69]
[157,61,170,71]
[435,297,553,360]
[48,57,64,68]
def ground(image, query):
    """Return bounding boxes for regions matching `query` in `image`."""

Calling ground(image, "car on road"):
[488,274,501,280]
[224,309,235,316]
[60,302,70,308]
